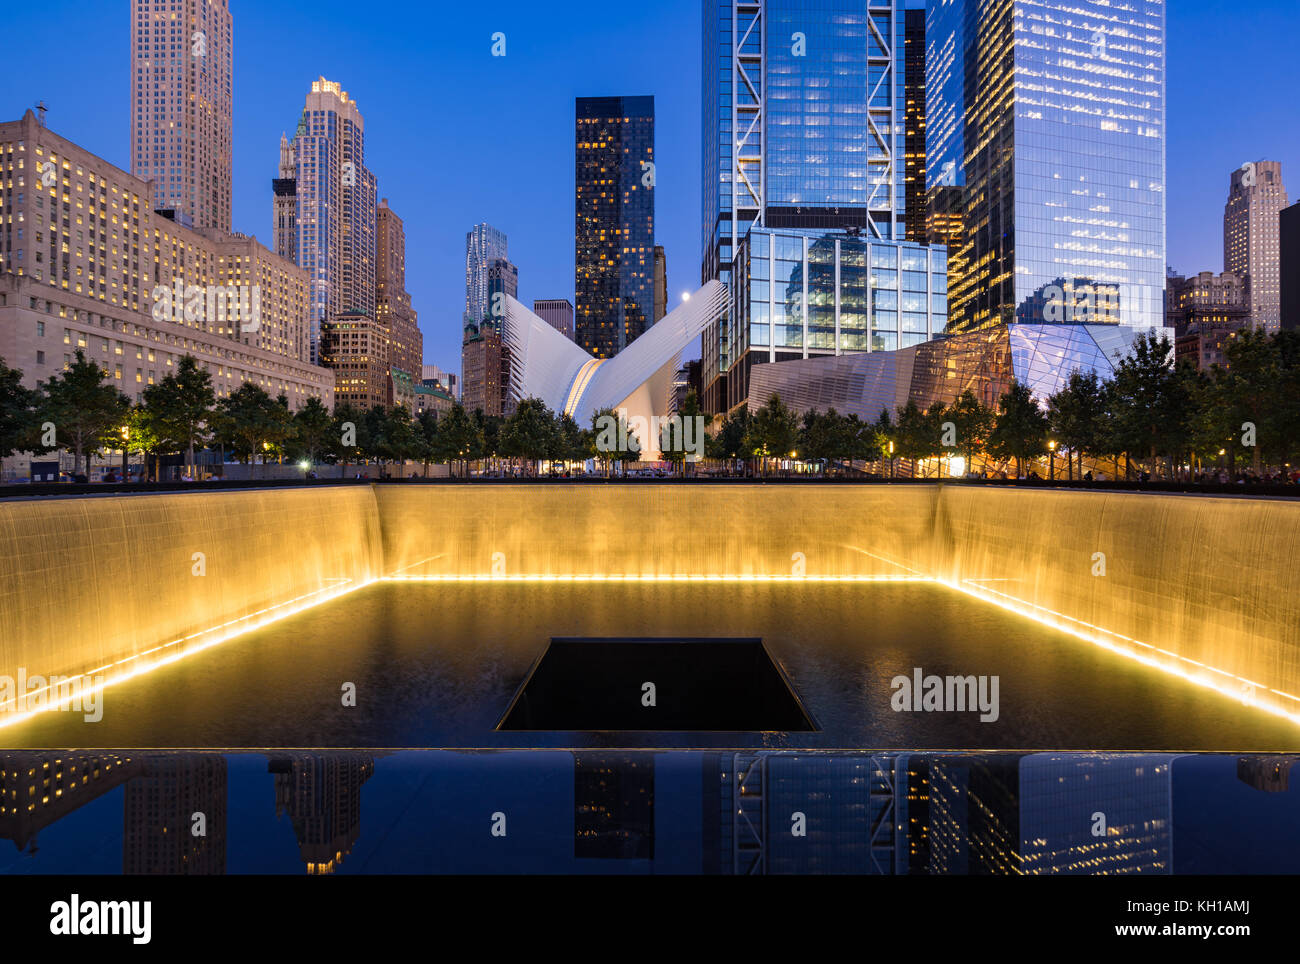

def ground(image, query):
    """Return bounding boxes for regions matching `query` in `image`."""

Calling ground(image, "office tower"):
[461,318,506,417]
[927,0,1167,334]
[1282,202,1300,332]
[422,364,460,400]
[278,78,377,363]
[575,95,656,358]
[0,111,332,415]
[533,299,576,339]
[123,755,227,874]
[377,199,423,378]
[1020,755,1175,875]
[268,754,375,876]
[653,246,667,323]
[487,258,518,312]
[130,0,233,233]
[465,223,507,324]
[0,754,141,853]
[701,1,908,410]
[320,311,390,409]
[904,8,928,243]
[273,134,297,263]
[1225,161,1288,332]
[573,754,654,860]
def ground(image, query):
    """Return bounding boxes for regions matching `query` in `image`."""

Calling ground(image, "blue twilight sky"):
[2,0,1297,374]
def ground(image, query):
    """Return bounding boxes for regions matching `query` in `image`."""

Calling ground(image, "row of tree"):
[2,329,1297,481]
[709,330,1300,479]
[0,349,702,479]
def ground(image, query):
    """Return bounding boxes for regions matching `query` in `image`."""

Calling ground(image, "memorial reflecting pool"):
[4,581,1298,751]
[2,750,1299,875]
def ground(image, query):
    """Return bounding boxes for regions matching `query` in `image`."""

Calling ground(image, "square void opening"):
[497,637,818,732]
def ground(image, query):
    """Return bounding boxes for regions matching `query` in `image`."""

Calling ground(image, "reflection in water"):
[267,754,376,875]
[124,755,227,874]
[2,751,1298,875]
[0,753,140,855]
[574,754,654,860]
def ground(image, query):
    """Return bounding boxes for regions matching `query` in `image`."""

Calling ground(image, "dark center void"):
[498,638,817,732]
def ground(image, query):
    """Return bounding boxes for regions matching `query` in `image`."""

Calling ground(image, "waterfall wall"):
[2,483,1297,724]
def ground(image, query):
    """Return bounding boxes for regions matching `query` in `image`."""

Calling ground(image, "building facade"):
[533,298,575,339]
[320,310,389,410]
[465,222,507,325]
[0,112,332,422]
[701,0,909,411]
[723,229,948,411]
[576,95,656,359]
[748,322,1139,426]
[1283,202,1300,332]
[653,245,667,324]
[421,364,460,400]
[1167,270,1250,371]
[130,0,233,233]
[461,318,507,417]
[926,0,1167,334]
[1225,161,1288,332]
[376,199,422,378]
[276,78,377,363]
[904,8,928,243]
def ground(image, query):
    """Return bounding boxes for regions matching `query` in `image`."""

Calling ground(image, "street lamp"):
[120,426,130,483]
[888,440,895,480]
[1048,439,1057,481]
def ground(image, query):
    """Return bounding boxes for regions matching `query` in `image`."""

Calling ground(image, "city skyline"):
[1,0,1297,375]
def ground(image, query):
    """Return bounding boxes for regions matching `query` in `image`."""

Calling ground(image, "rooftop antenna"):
[35,101,48,126]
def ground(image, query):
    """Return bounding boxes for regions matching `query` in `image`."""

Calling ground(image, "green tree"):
[944,390,995,474]
[0,357,39,481]
[437,403,485,477]
[213,383,288,476]
[894,401,943,476]
[292,396,335,467]
[744,394,798,476]
[142,355,215,475]
[1046,370,1107,480]
[705,406,750,465]
[989,381,1049,477]
[123,403,166,482]
[501,397,558,475]
[414,409,441,477]
[332,403,369,476]
[378,406,421,478]
[39,350,131,478]
[1108,331,1191,479]
[589,407,640,476]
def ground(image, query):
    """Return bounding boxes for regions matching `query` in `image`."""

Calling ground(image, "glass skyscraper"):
[701,0,910,412]
[465,223,507,326]
[575,96,656,359]
[926,0,1166,333]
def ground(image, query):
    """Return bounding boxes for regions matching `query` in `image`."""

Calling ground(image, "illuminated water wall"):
[2,483,1299,731]
[373,484,937,580]
[932,488,1300,722]
[0,487,382,720]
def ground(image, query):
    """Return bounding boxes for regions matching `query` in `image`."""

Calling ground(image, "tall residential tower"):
[130,0,233,232]
[274,78,378,362]
[1225,161,1288,332]
[575,95,656,358]
[465,223,508,325]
